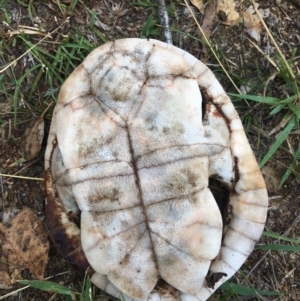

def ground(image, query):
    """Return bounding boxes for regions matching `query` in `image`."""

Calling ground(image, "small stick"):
[157,0,173,45]
[0,171,4,210]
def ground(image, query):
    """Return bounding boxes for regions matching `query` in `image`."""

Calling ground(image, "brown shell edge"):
[44,170,94,277]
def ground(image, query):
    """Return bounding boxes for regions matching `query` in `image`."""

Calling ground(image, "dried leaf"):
[20,115,44,160]
[217,0,240,25]
[5,29,48,37]
[190,0,205,14]
[240,4,269,42]
[214,0,268,39]
[201,0,216,39]
[20,103,52,160]
[241,11,261,42]
[0,207,49,289]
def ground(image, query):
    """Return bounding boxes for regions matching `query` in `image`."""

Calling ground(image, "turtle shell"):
[44,38,268,301]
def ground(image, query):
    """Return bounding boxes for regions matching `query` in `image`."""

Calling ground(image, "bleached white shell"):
[45,38,268,301]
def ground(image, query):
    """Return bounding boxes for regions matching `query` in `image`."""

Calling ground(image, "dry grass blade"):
[250,0,300,108]
[246,37,279,71]
[190,0,205,13]
[247,214,300,278]
[0,18,70,74]
[0,174,44,181]
[183,0,242,95]
[4,25,49,37]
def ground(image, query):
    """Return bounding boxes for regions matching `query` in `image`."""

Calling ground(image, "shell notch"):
[45,38,268,301]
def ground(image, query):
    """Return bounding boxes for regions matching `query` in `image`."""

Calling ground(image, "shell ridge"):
[150,231,210,261]
[221,241,252,258]
[94,97,127,126]
[54,169,134,186]
[136,144,226,169]
[120,123,161,297]
[145,188,207,207]
[54,94,94,115]
[52,160,132,183]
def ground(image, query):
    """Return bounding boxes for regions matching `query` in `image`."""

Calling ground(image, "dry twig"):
[157,0,173,45]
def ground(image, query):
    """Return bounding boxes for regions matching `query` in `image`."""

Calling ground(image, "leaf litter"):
[193,0,270,42]
[20,102,52,161]
[190,0,205,14]
[0,207,49,289]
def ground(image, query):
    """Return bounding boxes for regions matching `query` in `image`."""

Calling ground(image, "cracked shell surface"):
[45,38,268,301]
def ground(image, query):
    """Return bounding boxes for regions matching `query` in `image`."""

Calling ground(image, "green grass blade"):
[269,104,284,115]
[13,63,43,123]
[81,276,92,301]
[263,231,300,243]
[220,282,280,296]
[68,0,80,14]
[140,14,159,38]
[259,116,297,168]
[228,93,280,105]
[93,29,108,43]
[287,103,300,118]
[132,1,157,7]
[256,244,300,252]
[229,92,299,105]
[280,146,300,185]
[17,280,72,295]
